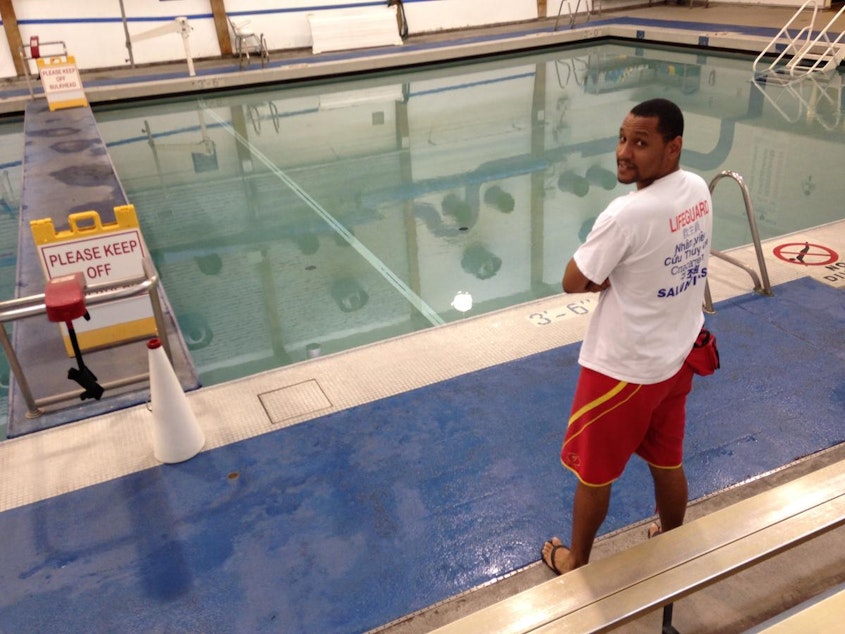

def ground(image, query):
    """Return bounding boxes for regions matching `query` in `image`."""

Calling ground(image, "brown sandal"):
[541,539,569,575]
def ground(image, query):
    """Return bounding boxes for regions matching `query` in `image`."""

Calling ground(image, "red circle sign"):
[773,242,839,266]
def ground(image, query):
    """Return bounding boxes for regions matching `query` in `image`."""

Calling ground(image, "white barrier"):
[308,6,403,55]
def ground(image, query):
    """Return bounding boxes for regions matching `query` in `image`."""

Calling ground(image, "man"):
[542,98,713,575]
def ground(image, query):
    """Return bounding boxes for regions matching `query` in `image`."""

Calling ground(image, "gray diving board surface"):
[7,100,199,437]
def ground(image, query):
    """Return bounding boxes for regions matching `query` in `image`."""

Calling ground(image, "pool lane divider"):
[200,102,445,327]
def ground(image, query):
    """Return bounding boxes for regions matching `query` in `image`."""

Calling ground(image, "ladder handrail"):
[754,27,812,81]
[791,5,845,76]
[753,0,819,75]
[18,39,69,100]
[754,0,845,82]
[704,171,773,314]
[800,3,845,54]
[554,0,589,31]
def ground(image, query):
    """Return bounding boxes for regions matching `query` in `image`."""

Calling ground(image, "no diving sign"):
[774,241,844,288]
[773,242,838,266]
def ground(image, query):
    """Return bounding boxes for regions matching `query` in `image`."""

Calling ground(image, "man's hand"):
[563,258,610,294]
[584,279,610,293]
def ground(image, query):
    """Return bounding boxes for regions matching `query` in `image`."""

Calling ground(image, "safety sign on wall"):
[30,205,157,354]
[36,55,88,111]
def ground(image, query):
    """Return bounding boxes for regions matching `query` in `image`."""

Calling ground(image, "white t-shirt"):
[574,169,713,384]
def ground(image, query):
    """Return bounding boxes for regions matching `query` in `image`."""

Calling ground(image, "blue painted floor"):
[0,277,843,633]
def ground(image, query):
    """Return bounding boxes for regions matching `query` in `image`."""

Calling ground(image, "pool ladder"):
[704,171,773,314]
[752,0,845,85]
[554,0,590,31]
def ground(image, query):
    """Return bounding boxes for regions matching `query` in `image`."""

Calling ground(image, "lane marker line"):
[200,103,444,326]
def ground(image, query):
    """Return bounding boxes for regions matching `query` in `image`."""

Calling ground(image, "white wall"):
[8,0,220,78]
[0,0,829,78]
[1,0,540,79]
[402,0,537,32]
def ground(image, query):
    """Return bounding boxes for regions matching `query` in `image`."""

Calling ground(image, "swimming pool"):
[3,39,845,415]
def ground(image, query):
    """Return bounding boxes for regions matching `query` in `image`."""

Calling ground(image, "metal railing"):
[752,0,845,84]
[704,170,773,314]
[554,0,589,31]
[0,259,168,419]
[18,39,68,100]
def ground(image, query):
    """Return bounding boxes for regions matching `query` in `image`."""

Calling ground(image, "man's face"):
[616,113,681,190]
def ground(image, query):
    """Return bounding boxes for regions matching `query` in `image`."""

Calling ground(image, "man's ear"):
[669,136,683,160]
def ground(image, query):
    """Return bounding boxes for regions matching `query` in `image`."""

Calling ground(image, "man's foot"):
[647,521,662,539]
[541,537,571,575]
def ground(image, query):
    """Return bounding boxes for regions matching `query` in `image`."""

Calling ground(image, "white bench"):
[433,458,845,633]
[308,6,403,55]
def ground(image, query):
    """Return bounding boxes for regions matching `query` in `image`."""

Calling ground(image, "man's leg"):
[649,464,688,532]
[571,481,612,565]
[644,365,693,534]
[543,481,612,573]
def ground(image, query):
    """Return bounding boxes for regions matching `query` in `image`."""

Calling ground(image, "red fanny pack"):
[685,328,720,376]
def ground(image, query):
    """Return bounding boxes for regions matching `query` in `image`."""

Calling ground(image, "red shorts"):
[561,365,695,486]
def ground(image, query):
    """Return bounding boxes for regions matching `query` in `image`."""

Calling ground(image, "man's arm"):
[563,257,610,294]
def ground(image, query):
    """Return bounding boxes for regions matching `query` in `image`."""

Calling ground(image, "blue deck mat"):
[0,277,843,633]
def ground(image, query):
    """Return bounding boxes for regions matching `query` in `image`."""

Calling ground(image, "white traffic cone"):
[147,338,205,463]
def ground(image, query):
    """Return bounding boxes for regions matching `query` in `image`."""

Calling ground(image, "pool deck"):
[1,4,845,633]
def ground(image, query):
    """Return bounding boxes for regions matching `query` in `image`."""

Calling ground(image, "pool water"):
[1,120,23,436]
[2,40,845,420]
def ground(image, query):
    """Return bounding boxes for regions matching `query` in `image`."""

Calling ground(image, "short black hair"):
[631,98,684,141]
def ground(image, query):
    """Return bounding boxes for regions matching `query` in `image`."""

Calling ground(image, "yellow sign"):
[31,205,157,354]
[37,55,88,111]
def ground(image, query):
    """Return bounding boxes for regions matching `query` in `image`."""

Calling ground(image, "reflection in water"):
[331,278,370,313]
[461,244,502,280]
[557,170,590,197]
[451,290,473,313]
[441,192,476,230]
[195,253,223,276]
[585,165,617,191]
[484,185,515,212]
[83,42,845,384]
[179,313,214,350]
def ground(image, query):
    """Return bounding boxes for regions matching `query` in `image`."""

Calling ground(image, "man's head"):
[616,98,683,190]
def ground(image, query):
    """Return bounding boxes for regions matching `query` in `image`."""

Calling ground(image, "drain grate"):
[258,379,332,425]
